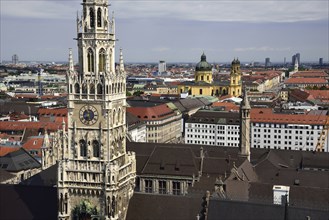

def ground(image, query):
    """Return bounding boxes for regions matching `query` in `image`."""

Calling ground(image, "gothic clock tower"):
[57,0,136,219]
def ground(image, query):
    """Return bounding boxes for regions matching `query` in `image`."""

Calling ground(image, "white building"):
[127,112,147,142]
[251,108,328,152]
[185,110,240,147]
[158,60,166,73]
[184,108,329,152]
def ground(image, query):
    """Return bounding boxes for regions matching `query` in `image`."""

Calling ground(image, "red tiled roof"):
[251,108,327,125]
[40,94,67,100]
[291,71,328,78]
[37,108,68,117]
[284,78,327,84]
[127,104,175,121]
[14,94,38,99]
[22,137,44,150]
[167,81,181,86]
[8,112,30,121]
[0,133,9,139]
[0,121,66,131]
[306,90,329,102]
[22,137,44,157]
[0,146,20,156]
[211,102,240,111]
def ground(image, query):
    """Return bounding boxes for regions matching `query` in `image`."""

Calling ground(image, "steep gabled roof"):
[20,164,58,187]
[0,148,41,172]
[0,184,57,220]
[141,146,199,177]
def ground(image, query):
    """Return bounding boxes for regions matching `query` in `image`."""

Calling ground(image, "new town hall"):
[42,0,136,219]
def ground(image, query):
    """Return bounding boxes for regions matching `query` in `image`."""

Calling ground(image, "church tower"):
[238,88,251,161]
[195,53,213,84]
[58,0,136,219]
[229,58,242,97]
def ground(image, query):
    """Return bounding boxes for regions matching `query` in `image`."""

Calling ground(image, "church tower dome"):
[196,52,212,71]
[194,52,213,84]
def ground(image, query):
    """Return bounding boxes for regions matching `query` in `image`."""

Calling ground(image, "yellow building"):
[178,53,242,97]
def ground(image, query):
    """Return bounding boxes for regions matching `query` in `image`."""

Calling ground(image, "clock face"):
[79,105,98,125]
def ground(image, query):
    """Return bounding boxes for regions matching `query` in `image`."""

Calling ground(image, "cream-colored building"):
[178,53,242,97]
[42,1,136,219]
[127,103,182,143]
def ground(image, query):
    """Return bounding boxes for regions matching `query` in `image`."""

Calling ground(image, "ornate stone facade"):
[42,0,136,219]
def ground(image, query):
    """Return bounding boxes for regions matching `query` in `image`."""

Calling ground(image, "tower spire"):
[68,48,74,73]
[76,11,79,34]
[239,87,251,161]
[241,87,251,110]
[119,48,124,72]
[112,11,115,35]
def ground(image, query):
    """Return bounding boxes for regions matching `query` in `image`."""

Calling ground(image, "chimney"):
[290,155,294,167]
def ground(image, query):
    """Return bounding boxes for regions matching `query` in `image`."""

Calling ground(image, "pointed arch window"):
[80,139,87,157]
[107,196,111,217]
[99,48,106,72]
[113,110,116,125]
[118,108,121,124]
[93,140,100,157]
[75,83,80,94]
[111,196,116,217]
[87,48,94,72]
[97,83,103,95]
[89,8,95,28]
[59,193,63,214]
[90,83,95,94]
[82,83,87,94]
[97,8,102,27]
[64,193,68,214]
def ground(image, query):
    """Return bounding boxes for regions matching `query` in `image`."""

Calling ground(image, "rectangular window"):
[145,180,153,193]
[172,181,181,195]
[159,181,167,194]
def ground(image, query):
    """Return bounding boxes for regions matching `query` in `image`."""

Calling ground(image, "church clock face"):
[79,105,99,125]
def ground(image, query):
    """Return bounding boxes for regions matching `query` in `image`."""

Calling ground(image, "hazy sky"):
[1,0,328,63]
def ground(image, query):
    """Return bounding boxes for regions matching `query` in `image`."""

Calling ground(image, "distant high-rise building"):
[159,60,166,73]
[319,58,323,65]
[284,57,286,66]
[292,55,296,65]
[294,57,299,72]
[296,53,300,65]
[12,54,18,65]
[292,53,300,66]
[265,58,271,68]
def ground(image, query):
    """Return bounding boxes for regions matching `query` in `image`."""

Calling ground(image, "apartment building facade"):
[127,103,182,143]
[251,108,328,152]
[185,110,240,147]
[184,108,328,152]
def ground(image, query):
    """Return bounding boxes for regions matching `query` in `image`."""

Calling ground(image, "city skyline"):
[1,0,328,63]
